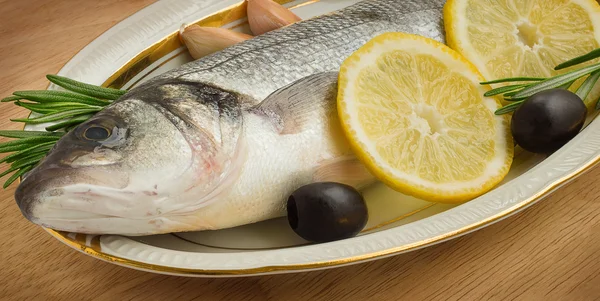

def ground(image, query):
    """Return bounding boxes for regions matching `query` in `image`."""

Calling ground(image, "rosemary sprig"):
[16,101,101,115]
[11,108,102,124]
[0,136,62,151]
[512,63,600,99]
[12,90,111,106]
[484,84,531,97]
[480,77,545,85]
[576,70,600,101]
[4,165,33,188]
[0,75,127,187]
[494,101,525,115]
[0,130,64,138]
[558,79,577,90]
[1,96,22,103]
[47,75,125,100]
[0,142,56,164]
[45,114,94,132]
[555,48,600,70]
[483,47,600,115]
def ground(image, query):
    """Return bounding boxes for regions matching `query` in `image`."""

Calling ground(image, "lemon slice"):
[444,0,600,109]
[337,33,513,203]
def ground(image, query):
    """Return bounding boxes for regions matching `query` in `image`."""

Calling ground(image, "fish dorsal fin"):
[253,72,338,134]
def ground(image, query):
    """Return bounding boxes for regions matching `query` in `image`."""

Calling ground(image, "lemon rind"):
[337,33,514,203]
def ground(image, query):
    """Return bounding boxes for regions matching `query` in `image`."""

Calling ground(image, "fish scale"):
[146,0,446,101]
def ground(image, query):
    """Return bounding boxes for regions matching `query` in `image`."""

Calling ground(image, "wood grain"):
[0,1,599,300]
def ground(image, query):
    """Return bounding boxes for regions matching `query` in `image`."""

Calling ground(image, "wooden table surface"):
[1,1,600,300]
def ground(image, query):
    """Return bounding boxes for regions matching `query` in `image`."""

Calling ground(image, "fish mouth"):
[32,206,146,235]
[17,185,198,236]
[15,173,158,235]
[15,164,130,225]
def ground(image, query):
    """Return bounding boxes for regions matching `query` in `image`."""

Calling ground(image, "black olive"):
[287,182,368,243]
[511,89,587,154]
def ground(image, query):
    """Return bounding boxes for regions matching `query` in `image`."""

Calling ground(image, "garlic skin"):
[180,25,253,60]
[247,0,301,35]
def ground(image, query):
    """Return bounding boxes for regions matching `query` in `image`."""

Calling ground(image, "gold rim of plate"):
[34,0,600,276]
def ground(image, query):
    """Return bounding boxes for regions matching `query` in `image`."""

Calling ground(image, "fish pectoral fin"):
[313,156,377,189]
[253,71,338,135]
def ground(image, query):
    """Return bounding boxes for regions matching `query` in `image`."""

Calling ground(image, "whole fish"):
[15,0,446,235]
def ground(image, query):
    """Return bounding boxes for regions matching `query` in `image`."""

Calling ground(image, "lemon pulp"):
[444,0,600,108]
[338,33,513,203]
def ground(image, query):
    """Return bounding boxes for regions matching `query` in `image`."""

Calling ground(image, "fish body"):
[15,0,446,235]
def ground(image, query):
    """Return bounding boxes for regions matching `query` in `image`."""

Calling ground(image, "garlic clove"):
[247,0,301,35]
[180,25,253,59]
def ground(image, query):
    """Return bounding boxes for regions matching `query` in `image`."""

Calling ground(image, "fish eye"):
[83,126,111,141]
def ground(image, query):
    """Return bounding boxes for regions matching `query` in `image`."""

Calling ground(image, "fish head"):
[15,81,244,235]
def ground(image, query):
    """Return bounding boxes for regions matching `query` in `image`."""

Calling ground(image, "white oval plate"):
[27,0,600,276]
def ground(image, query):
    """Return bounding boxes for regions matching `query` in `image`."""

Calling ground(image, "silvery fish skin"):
[15,0,446,235]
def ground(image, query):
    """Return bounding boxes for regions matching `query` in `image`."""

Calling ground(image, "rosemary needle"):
[0,75,126,187]
[489,47,600,115]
